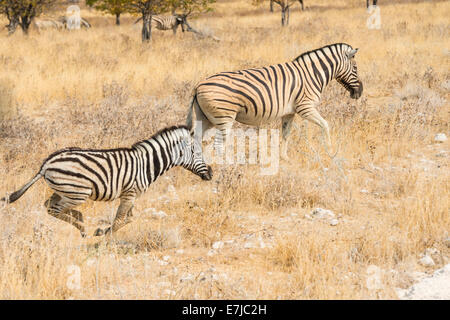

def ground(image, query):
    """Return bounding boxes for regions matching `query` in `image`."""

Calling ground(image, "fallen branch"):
[185,24,221,41]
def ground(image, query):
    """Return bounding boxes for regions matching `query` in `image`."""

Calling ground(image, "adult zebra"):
[135,14,189,34]
[1,126,212,237]
[152,14,189,34]
[186,43,363,159]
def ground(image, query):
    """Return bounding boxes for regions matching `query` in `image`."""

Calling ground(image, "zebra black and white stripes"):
[186,43,363,159]
[151,15,187,34]
[1,126,212,237]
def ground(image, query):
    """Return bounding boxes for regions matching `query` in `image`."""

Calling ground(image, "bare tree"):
[270,0,303,13]
[125,0,215,42]
[0,0,56,35]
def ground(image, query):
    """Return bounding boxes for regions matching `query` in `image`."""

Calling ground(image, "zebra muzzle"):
[350,81,363,99]
[200,166,213,181]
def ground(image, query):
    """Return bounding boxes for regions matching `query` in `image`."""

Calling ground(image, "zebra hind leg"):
[213,120,235,163]
[281,114,295,160]
[94,193,135,237]
[45,193,87,237]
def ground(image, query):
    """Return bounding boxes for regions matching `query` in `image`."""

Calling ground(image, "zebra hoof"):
[93,228,105,236]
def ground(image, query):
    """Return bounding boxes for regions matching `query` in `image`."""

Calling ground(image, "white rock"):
[434,133,447,143]
[212,241,224,249]
[244,242,254,249]
[144,208,168,219]
[311,208,335,220]
[330,219,339,226]
[162,255,170,261]
[86,258,97,267]
[164,289,176,296]
[397,264,450,300]
[180,274,194,282]
[176,249,184,254]
[419,255,435,267]
[425,248,439,256]
[207,249,216,256]
[158,260,169,266]
[152,211,167,219]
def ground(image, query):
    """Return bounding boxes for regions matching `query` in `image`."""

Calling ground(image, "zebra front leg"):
[94,193,135,237]
[281,114,295,160]
[297,107,331,151]
[45,193,87,237]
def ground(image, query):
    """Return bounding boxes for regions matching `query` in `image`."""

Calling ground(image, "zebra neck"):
[294,51,340,94]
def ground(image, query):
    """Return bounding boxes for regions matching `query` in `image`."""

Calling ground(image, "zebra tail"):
[1,172,43,204]
[186,94,196,133]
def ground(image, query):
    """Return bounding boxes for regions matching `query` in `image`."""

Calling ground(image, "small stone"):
[144,208,167,219]
[434,133,447,143]
[444,238,450,248]
[162,255,170,261]
[244,242,254,249]
[419,255,435,267]
[311,208,335,220]
[425,248,439,256]
[86,258,97,267]
[176,249,184,254]
[207,249,216,256]
[164,289,176,296]
[330,219,339,226]
[180,274,194,282]
[152,211,167,219]
[158,260,168,266]
[212,241,224,249]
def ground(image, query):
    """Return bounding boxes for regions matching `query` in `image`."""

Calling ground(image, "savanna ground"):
[0,0,448,299]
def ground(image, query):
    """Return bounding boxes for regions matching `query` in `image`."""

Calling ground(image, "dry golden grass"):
[0,0,449,299]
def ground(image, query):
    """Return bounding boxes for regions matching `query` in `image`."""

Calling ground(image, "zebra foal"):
[1,126,212,237]
[187,43,363,159]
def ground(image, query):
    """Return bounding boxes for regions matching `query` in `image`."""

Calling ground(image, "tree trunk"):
[6,16,19,36]
[141,13,151,42]
[20,17,32,35]
[299,0,304,11]
[270,0,274,13]
[281,6,290,26]
[115,13,120,26]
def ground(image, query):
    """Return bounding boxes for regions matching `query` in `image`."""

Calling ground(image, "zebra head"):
[175,14,188,32]
[176,130,212,181]
[336,47,363,99]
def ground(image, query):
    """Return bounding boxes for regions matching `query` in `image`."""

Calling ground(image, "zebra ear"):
[347,48,358,59]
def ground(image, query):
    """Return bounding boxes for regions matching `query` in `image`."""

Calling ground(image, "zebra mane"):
[293,43,352,61]
[132,125,190,149]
